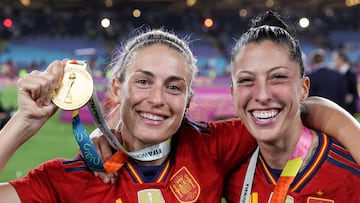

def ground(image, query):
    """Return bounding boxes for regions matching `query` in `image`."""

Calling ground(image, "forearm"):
[0,112,40,173]
[0,60,63,173]
[302,96,360,164]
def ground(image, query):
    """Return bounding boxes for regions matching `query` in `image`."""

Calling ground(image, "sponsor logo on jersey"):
[170,167,200,202]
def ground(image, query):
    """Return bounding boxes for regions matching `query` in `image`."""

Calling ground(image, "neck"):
[258,125,304,169]
[120,130,171,166]
[259,141,295,169]
[120,129,153,151]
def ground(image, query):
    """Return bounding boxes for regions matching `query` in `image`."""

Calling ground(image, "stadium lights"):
[133,9,142,18]
[239,9,248,17]
[20,0,31,7]
[345,0,360,6]
[101,18,111,28]
[203,17,214,29]
[3,18,13,28]
[186,0,197,7]
[299,17,310,29]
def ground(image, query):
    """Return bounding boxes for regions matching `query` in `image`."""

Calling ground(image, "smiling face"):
[231,40,309,143]
[116,44,190,150]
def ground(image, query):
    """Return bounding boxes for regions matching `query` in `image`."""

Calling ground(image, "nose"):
[254,82,272,104]
[148,85,165,107]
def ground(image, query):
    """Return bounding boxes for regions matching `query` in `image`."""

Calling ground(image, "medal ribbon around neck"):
[269,125,312,203]
[52,60,171,172]
[240,125,313,203]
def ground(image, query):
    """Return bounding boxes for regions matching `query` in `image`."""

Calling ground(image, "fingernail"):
[44,98,51,105]
[103,177,110,184]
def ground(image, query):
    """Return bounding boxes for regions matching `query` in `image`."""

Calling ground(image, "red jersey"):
[11,118,256,203]
[225,131,360,203]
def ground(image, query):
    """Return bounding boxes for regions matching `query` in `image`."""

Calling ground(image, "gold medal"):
[52,61,94,110]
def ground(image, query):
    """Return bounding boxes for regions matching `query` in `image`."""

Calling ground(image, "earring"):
[185,108,189,115]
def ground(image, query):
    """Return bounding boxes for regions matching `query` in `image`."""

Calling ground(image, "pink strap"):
[290,125,313,160]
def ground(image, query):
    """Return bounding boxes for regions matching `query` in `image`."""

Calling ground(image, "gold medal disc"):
[52,62,94,110]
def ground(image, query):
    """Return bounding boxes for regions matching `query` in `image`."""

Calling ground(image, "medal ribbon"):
[269,125,312,203]
[66,60,171,172]
[240,125,313,203]
[72,110,105,171]
[239,147,259,203]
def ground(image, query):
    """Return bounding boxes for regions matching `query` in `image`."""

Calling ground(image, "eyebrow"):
[236,66,289,74]
[135,70,187,83]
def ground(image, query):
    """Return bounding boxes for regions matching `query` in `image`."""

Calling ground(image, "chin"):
[251,129,279,141]
[140,136,167,145]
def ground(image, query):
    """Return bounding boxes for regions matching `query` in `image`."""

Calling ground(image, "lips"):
[251,109,279,120]
[139,112,166,121]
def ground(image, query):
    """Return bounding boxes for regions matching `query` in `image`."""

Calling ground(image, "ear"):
[300,76,310,101]
[111,78,122,103]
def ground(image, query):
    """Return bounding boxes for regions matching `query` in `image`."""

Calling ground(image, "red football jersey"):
[11,118,257,203]
[225,132,360,203]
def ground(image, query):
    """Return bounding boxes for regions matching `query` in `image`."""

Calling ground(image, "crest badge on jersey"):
[307,197,335,203]
[170,167,200,202]
[137,189,165,203]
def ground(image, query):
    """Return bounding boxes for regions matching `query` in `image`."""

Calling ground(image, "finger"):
[34,60,66,106]
[98,136,113,161]
[94,171,112,184]
[43,60,65,91]
[17,72,51,102]
[89,129,105,162]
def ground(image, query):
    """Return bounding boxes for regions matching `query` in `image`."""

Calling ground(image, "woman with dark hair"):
[225,11,360,203]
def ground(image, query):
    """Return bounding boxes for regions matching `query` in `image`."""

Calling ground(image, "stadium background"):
[0,0,359,193]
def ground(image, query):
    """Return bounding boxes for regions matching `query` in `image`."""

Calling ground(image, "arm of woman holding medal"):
[0,60,65,202]
[301,96,360,164]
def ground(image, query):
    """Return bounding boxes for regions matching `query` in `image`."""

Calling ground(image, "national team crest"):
[170,167,200,202]
[307,197,335,203]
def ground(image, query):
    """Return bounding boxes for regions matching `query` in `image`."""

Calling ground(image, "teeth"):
[140,112,165,121]
[252,110,278,119]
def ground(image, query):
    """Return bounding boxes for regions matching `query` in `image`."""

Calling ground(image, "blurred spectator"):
[307,49,347,108]
[332,49,359,115]
[0,89,12,129]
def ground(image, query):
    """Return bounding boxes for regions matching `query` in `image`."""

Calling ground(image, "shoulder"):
[180,117,248,135]
[209,118,249,135]
[180,117,211,135]
[61,154,92,173]
[320,133,360,177]
[24,155,90,176]
[328,140,360,176]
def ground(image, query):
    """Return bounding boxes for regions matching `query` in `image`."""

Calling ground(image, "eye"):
[237,77,254,86]
[272,74,287,79]
[167,84,183,94]
[136,78,150,86]
[269,73,288,84]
